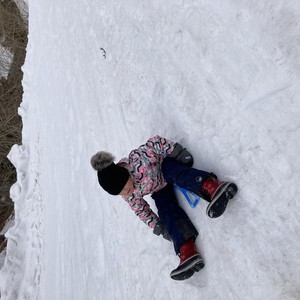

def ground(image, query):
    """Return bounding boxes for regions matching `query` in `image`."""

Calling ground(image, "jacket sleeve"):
[144,135,176,158]
[123,195,159,228]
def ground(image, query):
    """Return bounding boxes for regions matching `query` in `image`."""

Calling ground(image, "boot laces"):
[201,177,220,201]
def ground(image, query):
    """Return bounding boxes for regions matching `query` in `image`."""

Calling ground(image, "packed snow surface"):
[1,0,300,299]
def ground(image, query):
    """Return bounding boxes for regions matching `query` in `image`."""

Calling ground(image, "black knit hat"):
[97,163,129,195]
[90,151,129,195]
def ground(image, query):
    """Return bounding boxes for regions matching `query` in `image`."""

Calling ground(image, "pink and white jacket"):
[118,136,176,228]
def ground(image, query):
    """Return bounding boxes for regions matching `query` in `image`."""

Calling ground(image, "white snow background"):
[1,0,300,299]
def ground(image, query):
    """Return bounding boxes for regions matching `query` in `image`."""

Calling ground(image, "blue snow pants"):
[151,157,210,254]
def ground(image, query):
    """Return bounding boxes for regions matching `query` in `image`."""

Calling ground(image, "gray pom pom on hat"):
[90,151,115,171]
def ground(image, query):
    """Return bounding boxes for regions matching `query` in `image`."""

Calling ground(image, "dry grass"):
[0,233,7,252]
[0,0,28,237]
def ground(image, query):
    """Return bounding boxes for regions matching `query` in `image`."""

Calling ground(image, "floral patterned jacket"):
[118,136,176,228]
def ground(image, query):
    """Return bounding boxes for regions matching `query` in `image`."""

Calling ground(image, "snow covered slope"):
[1,0,300,299]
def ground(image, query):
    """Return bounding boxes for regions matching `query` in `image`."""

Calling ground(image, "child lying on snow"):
[91,135,238,280]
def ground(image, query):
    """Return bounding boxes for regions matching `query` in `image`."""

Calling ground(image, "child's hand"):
[169,143,194,167]
[153,221,172,241]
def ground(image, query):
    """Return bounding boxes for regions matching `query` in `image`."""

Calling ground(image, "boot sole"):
[170,255,205,281]
[206,183,238,218]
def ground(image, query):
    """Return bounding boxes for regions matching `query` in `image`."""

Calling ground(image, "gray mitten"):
[169,143,194,167]
[153,222,172,242]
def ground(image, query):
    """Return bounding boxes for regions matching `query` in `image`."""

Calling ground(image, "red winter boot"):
[201,176,238,218]
[170,240,204,280]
